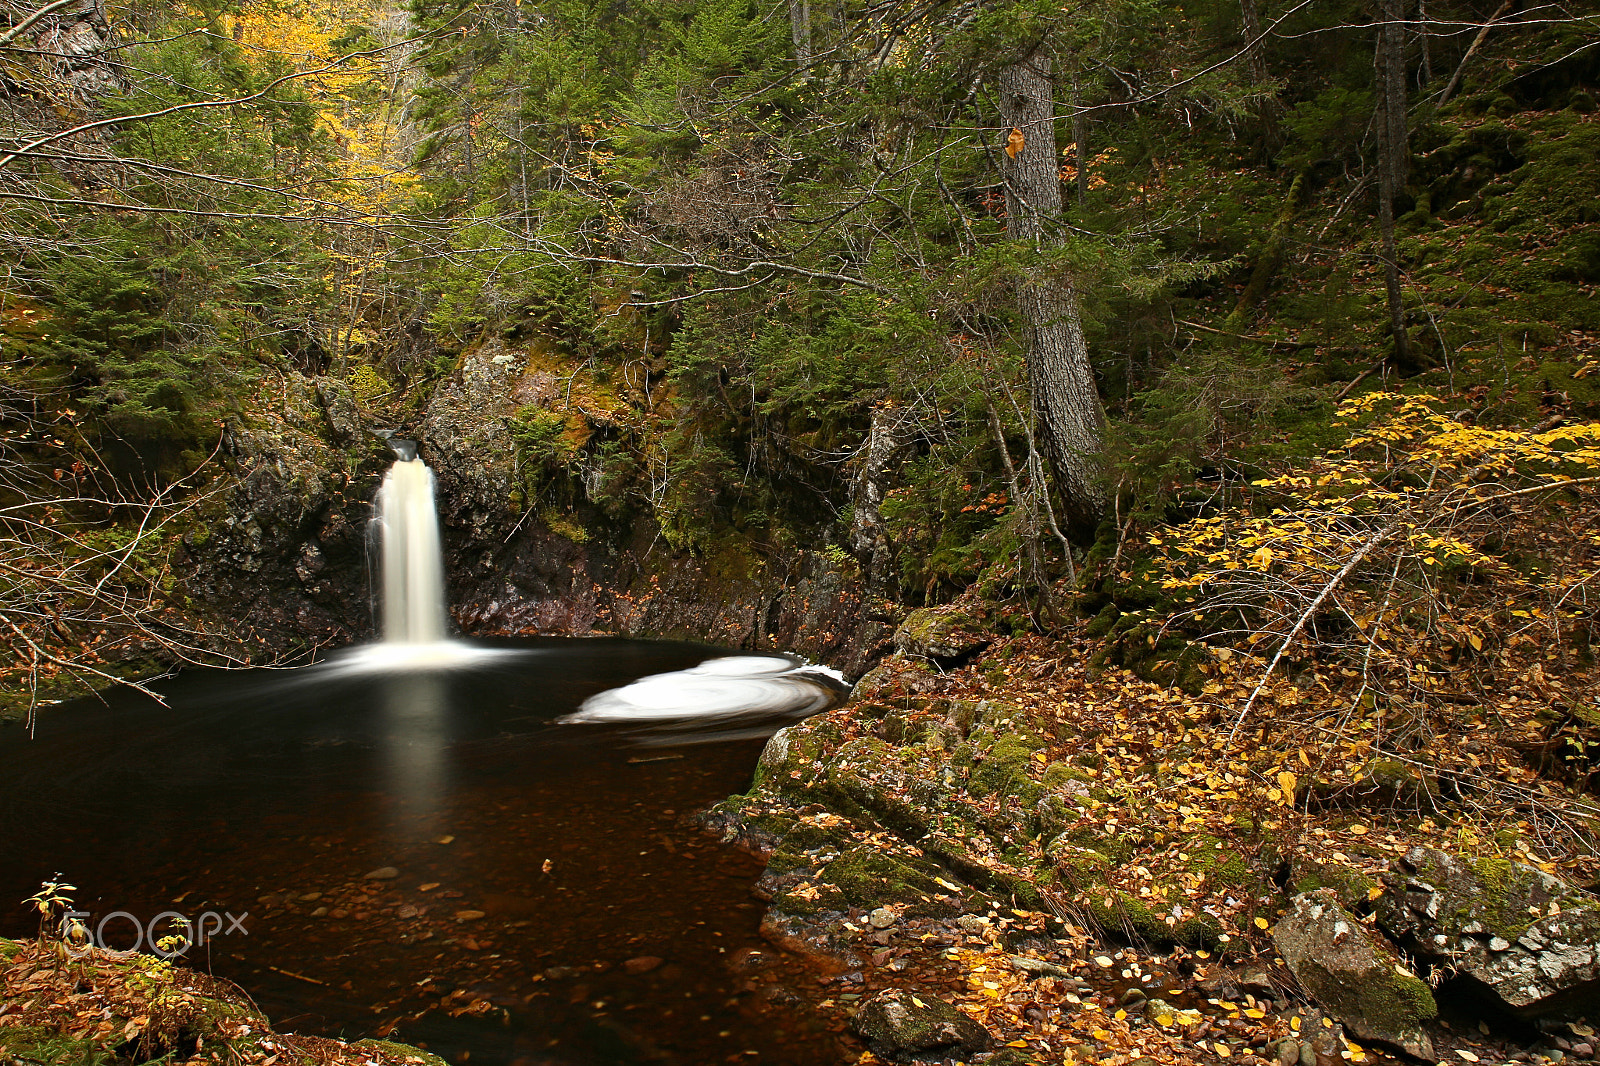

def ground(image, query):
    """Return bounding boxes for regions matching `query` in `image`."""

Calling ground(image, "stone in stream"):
[1378,846,1600,1017]
[850,989,992,1062]
[363,866,400,880]
[1272,889,1437,1061]
[623,956,662,974]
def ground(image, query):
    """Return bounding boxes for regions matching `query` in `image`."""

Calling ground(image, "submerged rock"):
[1272,889,1437,1061]
[850,989,992,1062]
[1378,845,1600,1016]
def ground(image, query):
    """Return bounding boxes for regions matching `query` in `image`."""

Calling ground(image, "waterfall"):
[376,456,449,645]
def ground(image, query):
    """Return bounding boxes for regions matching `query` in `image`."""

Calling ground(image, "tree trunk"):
[850,403,914,595]
[998,49,1105,531]
[788,0,812,68]
[1373,0,1414,373]
[1240,0,1269,87]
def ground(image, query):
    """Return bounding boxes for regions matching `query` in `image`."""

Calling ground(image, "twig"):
[1227,520,1398,743]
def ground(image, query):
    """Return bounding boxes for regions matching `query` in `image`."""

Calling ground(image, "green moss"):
[820,846,964,917]
[0,1026,117,1066]
[1081,891,1221,949]
[1469,855,1537,940]
[1063,826,1135,865]
[349,1040,451,1066]
[1041,761,1093,790]
[968,733,1046,804]
[1299,959,1437,1034]
[1289,859,1378,912]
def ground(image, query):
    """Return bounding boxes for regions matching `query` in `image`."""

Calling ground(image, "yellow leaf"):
[1254,916,1270,930]
[1367,886,1384,902]
[1277,770,1297,804]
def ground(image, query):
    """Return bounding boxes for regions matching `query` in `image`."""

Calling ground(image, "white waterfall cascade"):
[377,457,449,646]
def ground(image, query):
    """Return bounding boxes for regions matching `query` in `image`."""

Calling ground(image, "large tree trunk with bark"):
[998,49,1105,532]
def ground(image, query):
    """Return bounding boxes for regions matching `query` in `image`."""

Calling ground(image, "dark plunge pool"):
[0,638,847,1065]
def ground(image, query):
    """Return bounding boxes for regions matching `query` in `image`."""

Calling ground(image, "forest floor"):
[715,617,1600,1066]
[0,937,446,1066]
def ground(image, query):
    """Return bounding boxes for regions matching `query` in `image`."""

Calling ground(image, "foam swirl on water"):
[560,655,841,736]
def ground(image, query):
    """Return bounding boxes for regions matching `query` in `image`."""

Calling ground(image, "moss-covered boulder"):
[1272,891,1437,1060]
[1377,846,1600,1016]
[851,989,992,1062]
[0,938,447,1066]
[893,608,989,664]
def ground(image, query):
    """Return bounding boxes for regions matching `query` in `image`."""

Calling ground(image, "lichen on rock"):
[1378,845,1600,1016]
[1272,890,1437,1060]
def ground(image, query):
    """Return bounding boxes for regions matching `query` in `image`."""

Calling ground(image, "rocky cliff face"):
[178,352,891,675]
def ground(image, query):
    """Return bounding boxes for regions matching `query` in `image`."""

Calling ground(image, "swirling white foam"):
[560,655,840,725]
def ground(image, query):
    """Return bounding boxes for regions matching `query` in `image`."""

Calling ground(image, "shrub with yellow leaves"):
[1149,393,1600,861]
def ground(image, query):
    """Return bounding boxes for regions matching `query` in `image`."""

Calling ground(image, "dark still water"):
[0,638,847,1065]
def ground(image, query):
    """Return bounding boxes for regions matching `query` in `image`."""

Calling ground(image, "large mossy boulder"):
[893,608,989,664]
[851,989,992,1062]
[1272,890,1438,1061]
[1378,846,1600,1016]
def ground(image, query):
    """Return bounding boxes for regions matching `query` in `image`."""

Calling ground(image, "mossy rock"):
[1186,835,1257,890]
[1274,890,1436,1059]
[350,1040,451,1066]
[1049,844,1113,888]
[1305,757,1441,811]
[1041,762,1093,790]
[968,734,1047,802]
[1287,854,1378,912]
[893,607,990,663]
[1060,825,1136,865]
[1377,845,1600,1015]
[1082,890,1221,950]
[818,844,968,917]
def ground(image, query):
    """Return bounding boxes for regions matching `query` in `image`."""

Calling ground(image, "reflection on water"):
[381,672,449,838]
[0,638,845,1066]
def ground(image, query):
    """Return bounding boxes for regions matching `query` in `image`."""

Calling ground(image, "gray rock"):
[851,989,991,1061]
[315,377,360,442]
[363,866,400,880]
[1272,889,1436,1060]
[1378,846,1600,1016]
[869,907,898,929]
